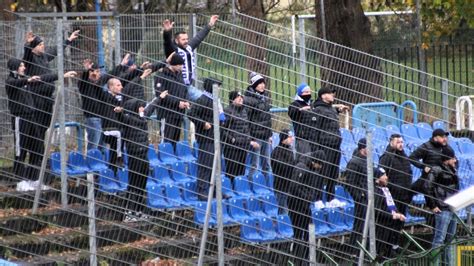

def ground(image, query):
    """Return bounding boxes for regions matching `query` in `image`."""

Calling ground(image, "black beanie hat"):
[229,90,242,102]
[7,58,22,72]
[358,138,367,150]
[309,150,326,164]
[317,87,336,98]
[440,146,456,161]
[203,78,222,93]
[30,35,44,49]
[169,53,185,66]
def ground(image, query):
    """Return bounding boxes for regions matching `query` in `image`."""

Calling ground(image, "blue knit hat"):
[296,83,310,96]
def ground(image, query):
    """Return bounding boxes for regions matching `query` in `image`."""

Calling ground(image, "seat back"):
[228,198,248,222]
[234,176,253,196]
[170,162,189,182]
[368,127,388,144]
[152,165,172,183]
[276,215,294,238]
[247,197,265,217]
[415,122,433,140]
[182,181,198,202]
[147,184,168,209]
[86,149,107,171]
[352,127,366,142]
[164,184,184,207]
[327,207,347,232]
[176,141,195,159]
[50,152,61,174]
[259,217,277,241]
[262,195,279,217]
[401,124,420,142]
[241,219,262,242]
[432,120,446,130]
[69,151,88,169]
[98,168,119,193]
[117,168,128,190]
[158,142,178,163]
[385,124,401,136]
[340,128,355,146]
[311,208,330,235]
[222,175,235,198]
[252,172,271,195]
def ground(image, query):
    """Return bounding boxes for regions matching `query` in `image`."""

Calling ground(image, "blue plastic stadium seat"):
[432,120,447,130]
[375,143,387,158]
[335,185,353,207]
[352,127,366,142]
[311,208,331,236]
[193,141,199,158]
[68,151,90,175]
[412,194,426,205]
[405,212,426,224]
[181,181,199,205]
[151,165,173,184]
[416,122,433,140]
[50,152,61,174]
[122,150,128,167]
[86,148,108,172]
[458,157,470,177]
[262,195,279,217]
[148,144,162,168]
[164,184,185,207]
[272,132,280,150]
[98,168,120,193]
[340,128,355,147]
[368,127,388,145]
[327,207,350,233]
[188,161,198,178]
[176,141,197,162]
[259,217,278,242]
[339,156,348,172]
[401,124,422,143]
[248,197,267,217]
[170,162,192,183]
[117,168,128,191]
[158,142,179,165]
[252,172,273,196]
[228,198,250,223]
[411,166,421,182]
[241,219,262,242]
[211,200,233,225]
[385,124,401,136]
[194,201,216,226]
[459,142,474,157]
[147,183,168,209]
[341,145,356,161]
[344,205,355,229]
[276,215,294,239]
[266,172,274,189]
[234,176,255,198]
[222,175,236,198]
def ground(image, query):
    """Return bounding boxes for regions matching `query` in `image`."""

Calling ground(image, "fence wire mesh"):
[0,11,472,266]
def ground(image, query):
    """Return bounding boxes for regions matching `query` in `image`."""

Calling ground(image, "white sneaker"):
[314,200,325,209]
[123,211,138,223]
[16,180,30,191]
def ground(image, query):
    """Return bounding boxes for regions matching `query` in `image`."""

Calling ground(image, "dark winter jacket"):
[188,94,214,143]
[312,98,342,148]
[122,97,161,154]
[424,164,459,210]
[379,145,413,197]
[122,76,145,102]
[345,150,368,203]
[244,86,272,140]
[154,67,187,121]
[289,153,324,202]
[77,65,127,118]
[101,91,123,130]
[288,99,318,142]
[221,104,251,149]
[408,139,446,177]
[271,143,295,194]
[23,40,72,114]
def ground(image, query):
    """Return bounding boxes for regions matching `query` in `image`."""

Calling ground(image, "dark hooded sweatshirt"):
[244,86,272,140]
[312,98,342,148]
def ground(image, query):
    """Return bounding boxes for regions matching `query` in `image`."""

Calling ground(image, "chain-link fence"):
[0,11,473,266]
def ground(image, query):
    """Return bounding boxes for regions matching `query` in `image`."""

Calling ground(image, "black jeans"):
[315,145,341,201]
[11,115,39,180]
[287,195,312,264]
[223,145,247,180]
[348,198,366,254]
[196,140,214,199]
[162,117,183,151]
[123,147,149,213]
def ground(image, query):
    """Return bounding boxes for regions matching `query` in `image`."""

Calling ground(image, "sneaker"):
[137,212,149,221]
[29,180,51,191]
[123,211,138,223]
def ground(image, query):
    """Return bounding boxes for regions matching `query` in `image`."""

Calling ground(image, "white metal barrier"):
[456,96,474,130]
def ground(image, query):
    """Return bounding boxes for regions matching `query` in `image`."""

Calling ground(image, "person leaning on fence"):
[162,15,219,101]
[423,145,459,265]
[78,56,132,151]
[154,53,189,151]
[373,167,406,261]
[312,86,348,202]
[188,78,224,200]
[378,133,412,253]
[22,30,79,179]
[221,91,260,180]
[344,138,369,256]
[288,83,318,156]
[270,129,295,214]
[6,58,76,189]
[287,150,326,262]
[101,78,125,175]
[120,92,168,223]
[244,72,273,179]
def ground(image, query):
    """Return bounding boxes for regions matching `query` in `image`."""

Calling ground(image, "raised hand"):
[208,15,219,27]
[25,32,35,43]
[140,69,153,79]
[162,19,174,31]
[68,30,80,42]
[83,59,94,70]
[64,71,77,78]
[121,53,131,66]
[27,76,41,82]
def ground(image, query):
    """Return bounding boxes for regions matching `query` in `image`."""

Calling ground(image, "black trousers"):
[223,145,247,180]
[348,199,366,254]
[11,115,40,180]
[389,188,410,249]
[288,195,312,264]
[103,134,122,175]
[123,147,149,213]
[162,117,183,151]
[196,140,214,199]
[315,145,341,201]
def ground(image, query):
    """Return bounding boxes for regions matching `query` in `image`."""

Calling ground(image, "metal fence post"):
[213,84,224,266]
[57,19,68,209]
[298,17,307,84]
[114,15,121,65]
[87,173,97,266]
[309,223,316,266]
[442,80,449,123]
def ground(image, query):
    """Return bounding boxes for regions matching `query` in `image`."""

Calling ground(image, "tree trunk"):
[237,0,269,76]
[315,0,383,105]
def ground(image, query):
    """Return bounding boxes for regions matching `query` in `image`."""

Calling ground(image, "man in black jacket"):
[287,150,325,261]
[22,31,79,161]
[409,128,449,198]
[379,134,412,251]
[270,129,295,214]
[162,15,218,101]
[155,53,189,150]
[288,83,317,156]
[120,92,167,222]
[244,72,272,179]
[424,146,459,265]
[222,91,260,180]
[313,87,349,202]
[188,78,222,200]
[345,138,369,255]
[6,58,76,185]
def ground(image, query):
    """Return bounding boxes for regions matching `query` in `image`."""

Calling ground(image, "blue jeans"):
[85,117,102,150]
[432,210,457,265]
[248,138,271,179]
[188,85,202,102]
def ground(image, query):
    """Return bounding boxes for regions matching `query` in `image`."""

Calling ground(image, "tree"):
[315,0,383,105]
